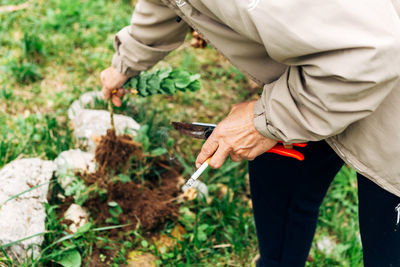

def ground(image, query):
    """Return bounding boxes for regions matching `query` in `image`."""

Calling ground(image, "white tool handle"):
[182,159,210,192]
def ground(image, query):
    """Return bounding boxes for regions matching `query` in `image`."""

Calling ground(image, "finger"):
[100,70,105,82]
[112,94,122,107]
[116,88,126,97]
[209,145,231,169]
[196,139,218,168]
[102,87,110,100]
[230,153,242,162]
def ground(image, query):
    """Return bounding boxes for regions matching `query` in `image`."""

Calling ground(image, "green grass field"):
[0,0,363,266]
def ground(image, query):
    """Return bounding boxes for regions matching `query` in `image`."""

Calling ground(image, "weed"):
[7,60,42,84]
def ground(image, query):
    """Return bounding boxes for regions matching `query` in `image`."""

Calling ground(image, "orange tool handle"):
[267,143,307,161]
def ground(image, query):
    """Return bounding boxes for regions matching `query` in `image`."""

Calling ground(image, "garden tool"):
[172,121,307,191]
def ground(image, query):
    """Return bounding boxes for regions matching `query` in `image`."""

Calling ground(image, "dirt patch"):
[79,129,181,232]
[95,129,142,171]
[83,168,180,232]
[73,129,182,267]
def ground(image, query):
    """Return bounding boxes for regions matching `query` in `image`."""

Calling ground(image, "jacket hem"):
[326,137,400,198]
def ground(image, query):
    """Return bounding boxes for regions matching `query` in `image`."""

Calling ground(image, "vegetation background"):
[0,0,363,266]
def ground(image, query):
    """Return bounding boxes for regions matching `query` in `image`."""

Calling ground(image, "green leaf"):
[130,77,138,89]
[55,249,81,267]
[141,240,149,248]
[157,67,172,79]
[189,73,201,82]
[137,74,149,96]
[108,201,119,207]
[118,174,131,183]
[198,224,209,231]
[174,72,191,89]
[197,231,207,242]
[160,78,176,95]
[150,147,167,156]
[123,77,138,89]
[188,80,201,91]
[77,222,92,233]
[146,74,161,95]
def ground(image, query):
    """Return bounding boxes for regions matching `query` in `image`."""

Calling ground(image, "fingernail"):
[196,163,201,168]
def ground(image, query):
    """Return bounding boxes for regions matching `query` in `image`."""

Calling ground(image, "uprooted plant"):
[70,67,202,232]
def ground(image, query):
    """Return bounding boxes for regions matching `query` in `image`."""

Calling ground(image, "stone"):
[316,235,336,255]
[0,158,56,261]
[54,149,95,190]
[63,204,89,233]
[68,91,140,151]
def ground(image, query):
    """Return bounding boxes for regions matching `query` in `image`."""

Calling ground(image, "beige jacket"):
[112,0,400,196]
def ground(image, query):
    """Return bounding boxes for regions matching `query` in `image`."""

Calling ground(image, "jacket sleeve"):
[251,0,400,142]
[112,0,188,77]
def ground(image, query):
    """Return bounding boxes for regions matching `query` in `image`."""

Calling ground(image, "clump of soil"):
[95,129,142,171]
[75,128,182,266]
[83,168,180,231]
[80,128,181,231]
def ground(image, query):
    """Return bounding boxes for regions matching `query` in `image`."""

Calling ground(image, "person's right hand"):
[100,66,129,107]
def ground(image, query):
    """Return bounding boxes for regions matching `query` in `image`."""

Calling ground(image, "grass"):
[0,0,362,266]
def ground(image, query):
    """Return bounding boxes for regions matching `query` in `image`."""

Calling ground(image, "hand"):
[100,66,128,107]
[196,101,278,169]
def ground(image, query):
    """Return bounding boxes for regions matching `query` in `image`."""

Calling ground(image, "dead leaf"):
[216,183,234,202]
[153,224,185,253]
[127,251,157,267]
[153,234,175,253]
[171,224,185,241]
[182,187,197,201]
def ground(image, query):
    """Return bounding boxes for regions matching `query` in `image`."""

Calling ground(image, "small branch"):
[108,99,115,132]
[0,2,29,13]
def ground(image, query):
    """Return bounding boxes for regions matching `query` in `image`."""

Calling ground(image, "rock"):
[316,235,336,255]
[63,204,89,233]
[0,158,55,261]
[68,91,140,151]
[67,91,103,121]
[54,149,95,190]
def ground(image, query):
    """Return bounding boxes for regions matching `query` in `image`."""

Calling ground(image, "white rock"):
[316,235,336,255]
[0,158,55,261]
[63,204,89,233]
[67,91,140,152]
[54,149,95,190]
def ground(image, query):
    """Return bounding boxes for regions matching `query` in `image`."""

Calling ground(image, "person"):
[100,0,400,266]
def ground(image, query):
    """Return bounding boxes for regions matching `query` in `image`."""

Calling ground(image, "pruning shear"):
[172,122,307,160]
[172,122,307,191]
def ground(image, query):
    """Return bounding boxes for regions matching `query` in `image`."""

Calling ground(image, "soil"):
[82,168,180,232]
[95,129,142,171]
[75,129,182,266]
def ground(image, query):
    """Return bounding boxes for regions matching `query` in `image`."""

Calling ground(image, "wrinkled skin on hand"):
[100,66,128,107]
[196,101,277,169]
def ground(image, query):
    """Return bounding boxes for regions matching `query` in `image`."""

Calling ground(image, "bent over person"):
[101,0,400,266]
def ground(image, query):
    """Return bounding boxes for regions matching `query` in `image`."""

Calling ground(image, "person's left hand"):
[196,100,278,169]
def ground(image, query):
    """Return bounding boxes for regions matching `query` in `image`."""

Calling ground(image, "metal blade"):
[171,122,214,139]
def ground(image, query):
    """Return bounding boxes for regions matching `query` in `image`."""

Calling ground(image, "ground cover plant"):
[0,0,363,266]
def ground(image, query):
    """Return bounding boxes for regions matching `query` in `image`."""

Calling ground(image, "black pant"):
[249,141,400,267]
